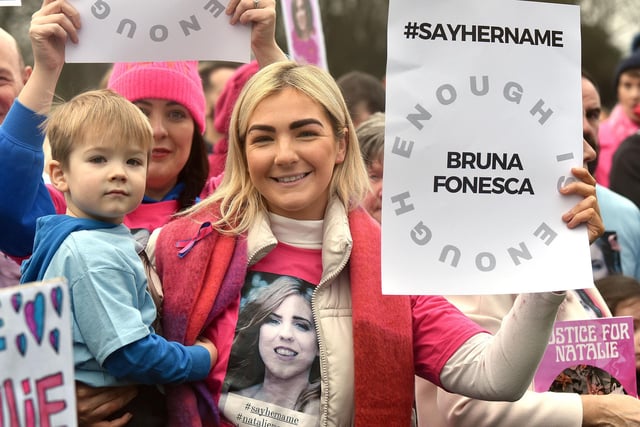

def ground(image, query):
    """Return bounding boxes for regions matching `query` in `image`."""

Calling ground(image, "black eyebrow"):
[247,124,275,133]
[290,118,323,129]
[247,118,324,134]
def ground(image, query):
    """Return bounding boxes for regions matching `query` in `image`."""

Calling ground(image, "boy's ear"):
[48,160,68,192]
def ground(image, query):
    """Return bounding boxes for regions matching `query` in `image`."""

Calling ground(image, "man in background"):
[0,28,31,287]
[414,73,640,427]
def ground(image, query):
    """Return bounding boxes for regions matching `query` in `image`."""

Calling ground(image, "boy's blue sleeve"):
[0,100,55,257]
[103,334,212,384]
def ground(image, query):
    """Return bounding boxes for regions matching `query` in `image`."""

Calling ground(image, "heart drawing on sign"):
[11,292,22,312]
[50,286,63,317]
[49,328,60,353]
[16,333,27,356]
[25,292,45,345]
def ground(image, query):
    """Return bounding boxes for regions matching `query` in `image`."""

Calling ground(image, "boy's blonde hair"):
[45,89,153,168]
[190,61,370,234]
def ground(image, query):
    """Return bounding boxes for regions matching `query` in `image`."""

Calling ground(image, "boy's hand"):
[196,336,218,369]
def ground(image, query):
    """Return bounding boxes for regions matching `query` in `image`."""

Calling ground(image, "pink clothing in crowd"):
[0,253,20,288]
[595,104,640,187]
[291,31,320,66]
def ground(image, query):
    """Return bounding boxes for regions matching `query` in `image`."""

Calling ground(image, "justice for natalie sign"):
[383,0,588,294]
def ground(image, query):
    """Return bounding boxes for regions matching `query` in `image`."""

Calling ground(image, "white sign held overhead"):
[66,0,251,63]
[383,0,588,295]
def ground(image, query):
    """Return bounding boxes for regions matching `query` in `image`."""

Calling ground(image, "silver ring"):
[253,0,259,8]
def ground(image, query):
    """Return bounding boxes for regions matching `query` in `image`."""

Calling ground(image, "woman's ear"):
[48,160,69,193]
[335,127,348,165]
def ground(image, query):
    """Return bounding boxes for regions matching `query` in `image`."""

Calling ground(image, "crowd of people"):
[1,0,640,426]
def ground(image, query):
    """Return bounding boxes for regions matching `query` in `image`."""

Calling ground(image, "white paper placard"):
[0,278,76,426]
[383,0,590,295]
[0,0,21,6]
[66,0,251,63]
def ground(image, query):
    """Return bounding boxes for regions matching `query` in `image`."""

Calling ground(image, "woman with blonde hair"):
[151,61,602,426]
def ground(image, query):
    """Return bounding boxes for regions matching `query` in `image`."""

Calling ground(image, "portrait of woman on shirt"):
[221,274,320,423]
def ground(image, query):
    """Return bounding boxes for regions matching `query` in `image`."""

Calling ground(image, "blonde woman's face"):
[244,87,346,220]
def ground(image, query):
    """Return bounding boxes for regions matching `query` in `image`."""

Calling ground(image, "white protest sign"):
[280,0,328,70]
[0,278,76,426]
[0,0,21,6]
[383,0,589,295]
[66,0,250,63]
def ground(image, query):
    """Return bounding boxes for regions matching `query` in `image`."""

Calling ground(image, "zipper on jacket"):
[311,241,352,427]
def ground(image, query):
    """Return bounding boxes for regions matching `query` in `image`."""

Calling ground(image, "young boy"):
[20,89,217,423]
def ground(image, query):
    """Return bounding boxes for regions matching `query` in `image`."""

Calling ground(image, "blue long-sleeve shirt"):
[0,100,55,257]
[104,334,211,384]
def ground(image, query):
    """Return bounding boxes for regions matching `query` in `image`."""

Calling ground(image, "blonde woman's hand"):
[559,167,603,245]
[226,0,287,67]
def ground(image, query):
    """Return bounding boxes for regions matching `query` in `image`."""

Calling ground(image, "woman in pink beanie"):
[207,60,261,182]
[105,60,211,224]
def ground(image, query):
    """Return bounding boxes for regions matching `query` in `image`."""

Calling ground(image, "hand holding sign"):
[29,0,80,73]
[559,167,603,245]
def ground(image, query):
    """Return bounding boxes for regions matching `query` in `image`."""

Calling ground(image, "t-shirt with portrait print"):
[220,240,323,427]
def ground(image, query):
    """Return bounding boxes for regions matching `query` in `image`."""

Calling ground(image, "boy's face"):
[50,134,148,224]
[617,70,640,124]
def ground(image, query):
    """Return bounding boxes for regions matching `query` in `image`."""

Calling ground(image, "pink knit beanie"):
[208,60,260,179]
[213,60,260,136]
[108,61,206,134]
